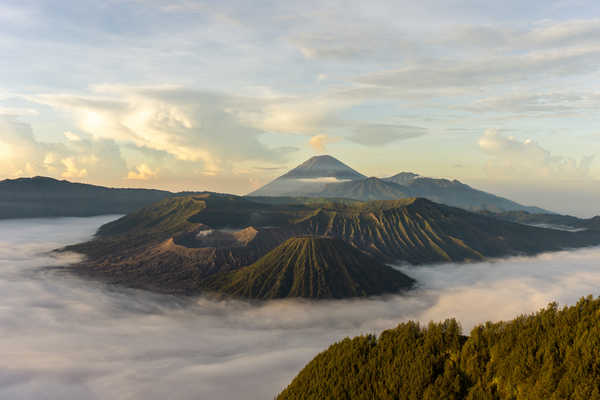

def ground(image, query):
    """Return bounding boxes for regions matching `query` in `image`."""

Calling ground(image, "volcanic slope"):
[315,177,411,201]
[291,198,600,264]
[68,195,600,295]
[204,236,415,299]
[248,155,365,197]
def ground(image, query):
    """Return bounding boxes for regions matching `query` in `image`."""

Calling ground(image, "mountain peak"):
[204,235,415,299]
[248,155,366,196]
[384,172,420,185]
[281,155,366,180]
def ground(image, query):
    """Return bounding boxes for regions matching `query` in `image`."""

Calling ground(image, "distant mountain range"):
[0,176,201,219]
[249,155,548,213]
[482,210,600,232]
[67,193,600,298]
[1,155,550,219]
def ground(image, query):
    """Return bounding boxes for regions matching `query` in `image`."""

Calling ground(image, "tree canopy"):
[279,296,600,400]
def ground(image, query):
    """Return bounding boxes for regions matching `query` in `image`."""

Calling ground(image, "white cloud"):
[61,158,88,179]
[237,94,354,136]
[0,107,38,116]
[308,134,339,152]
[127,164,158,180]
[32,86,297,176]
[0,116,127,184]
[3,217,600,399]
[357,45,600,91]
[348,124,427,146]
[63,131,82,142]
[478,129,595,180]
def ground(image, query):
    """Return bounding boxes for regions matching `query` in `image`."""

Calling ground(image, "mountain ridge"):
[249,155,550,213]
[0,176,206,219]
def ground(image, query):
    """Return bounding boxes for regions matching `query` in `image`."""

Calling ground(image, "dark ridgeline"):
[0,176,185,218]
[278,296,600,399]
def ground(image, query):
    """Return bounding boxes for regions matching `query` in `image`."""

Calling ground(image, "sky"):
[1,0,600,216]
[3,215,600,399]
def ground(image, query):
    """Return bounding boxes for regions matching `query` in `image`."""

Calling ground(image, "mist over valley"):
[3,216,600,399]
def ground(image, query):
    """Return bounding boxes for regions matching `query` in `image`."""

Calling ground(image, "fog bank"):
[1,217,600,399]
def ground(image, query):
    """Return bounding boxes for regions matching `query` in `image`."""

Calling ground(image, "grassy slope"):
[295,198,600,264]
[67,195,209,258]
[204,236,415,299]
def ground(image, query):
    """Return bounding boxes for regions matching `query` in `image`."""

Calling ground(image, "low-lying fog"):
[2,217,600,400]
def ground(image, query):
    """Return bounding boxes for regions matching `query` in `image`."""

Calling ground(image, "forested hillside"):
[279,296,600,399]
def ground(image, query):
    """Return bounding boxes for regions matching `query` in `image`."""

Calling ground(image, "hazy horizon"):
[1,1,600,216]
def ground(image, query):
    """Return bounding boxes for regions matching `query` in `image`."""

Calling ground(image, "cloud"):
[3,217,600,399]
[0,116,127,184]
[127,164,158,180]
[478,129,595,180]
[61,158,88,179]
[0,107,38,116]
[236,94,355,136]
[357,46,600,91]
[297,177,350,184]
[447,19,600,50]
[308,134,339,152]
[462,92,600,114]
[33,86,298,174]
[348,124,427,146]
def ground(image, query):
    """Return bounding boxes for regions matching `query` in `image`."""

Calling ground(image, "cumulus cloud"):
[0,116,127,184]
[3,217,600,399]
[127,164,158,180]
[308,134,339,152]
[33,86,297,175]
[348,124,427,146]
[478,129,595,180]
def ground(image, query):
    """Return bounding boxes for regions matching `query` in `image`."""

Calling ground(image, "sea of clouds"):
[2,216,600,399]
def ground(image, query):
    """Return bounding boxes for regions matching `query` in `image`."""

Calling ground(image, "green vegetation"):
[293,198,600,264]
[204,236,414,299]
[279,296,600,399]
